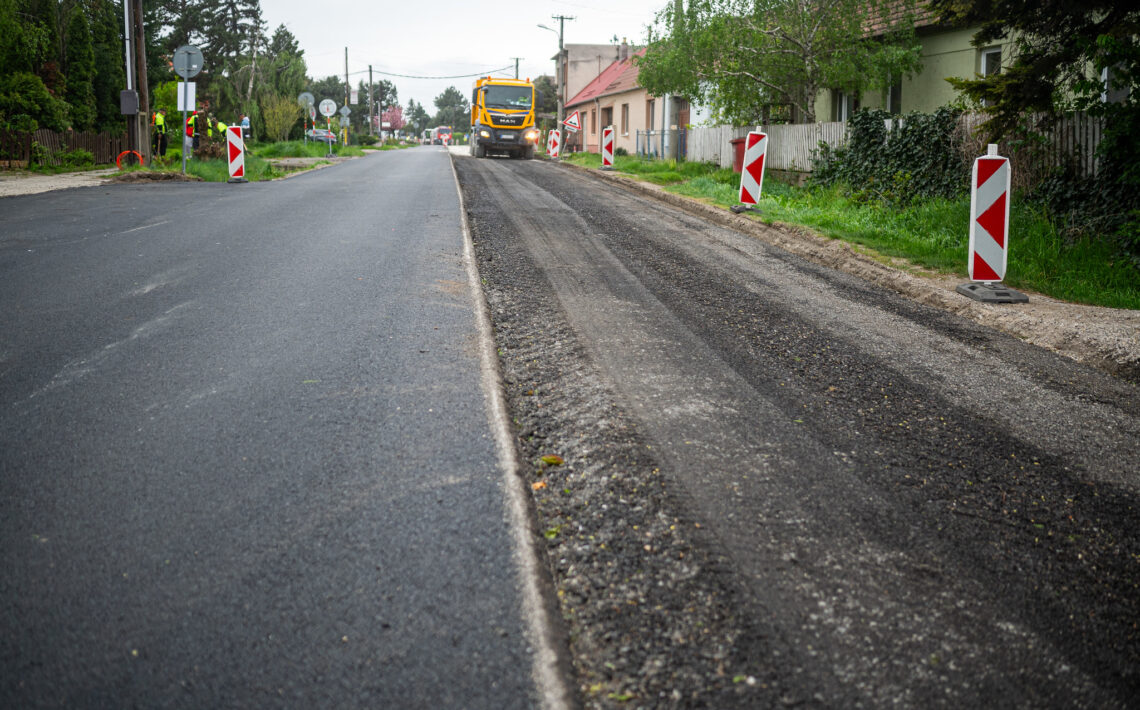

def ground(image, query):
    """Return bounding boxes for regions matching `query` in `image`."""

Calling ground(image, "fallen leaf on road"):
[541,455,564,466]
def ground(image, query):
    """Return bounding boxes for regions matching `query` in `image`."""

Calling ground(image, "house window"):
[888,81,902,115]
[832,90,858,122]
[592,109,597,134]
[647,99,655,129]
[601,106,613,131]
[621,104,629,135]
[981,47,1002,77]
[1102,65,1130,104]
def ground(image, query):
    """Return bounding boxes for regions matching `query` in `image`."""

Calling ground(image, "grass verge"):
[561,152,1139,310]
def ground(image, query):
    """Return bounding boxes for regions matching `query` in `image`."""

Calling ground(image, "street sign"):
[176,82,197,111]
[226,125,247,183]
[298,92,314,107]
[319,99,336,117]
[338,105,351,117]
[562,111,581,132]
[339,116,349,128]
[173,45,203,79]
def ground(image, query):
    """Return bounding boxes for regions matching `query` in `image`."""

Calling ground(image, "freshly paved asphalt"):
[0,149,541,707]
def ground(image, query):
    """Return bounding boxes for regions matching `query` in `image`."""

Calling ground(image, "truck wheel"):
[474,143,485,158]
[523,146,535,160]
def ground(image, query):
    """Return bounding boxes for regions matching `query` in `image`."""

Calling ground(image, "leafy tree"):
[0,71,70,131]
[64,6,96,130]
[265,24,306,99]
[930,0,1140,262]
[381,104,404,134]
[533,75,557,116]
[404,97,430,135]
[261,91,299,141]
[432,85,468,128]
[638,0,923,125]
[89,0,126,131]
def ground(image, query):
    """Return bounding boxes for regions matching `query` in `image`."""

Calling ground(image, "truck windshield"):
[484,86,532,109]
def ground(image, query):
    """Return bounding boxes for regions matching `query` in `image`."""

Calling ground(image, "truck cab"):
[470,77,541,159]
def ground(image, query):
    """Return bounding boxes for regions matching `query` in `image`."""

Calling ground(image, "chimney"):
[620,38,629,61]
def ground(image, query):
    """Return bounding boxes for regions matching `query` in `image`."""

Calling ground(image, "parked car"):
[307,128,336,143]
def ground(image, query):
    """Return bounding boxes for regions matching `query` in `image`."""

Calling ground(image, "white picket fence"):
[686,121,847,170]
[685,113,1104,178]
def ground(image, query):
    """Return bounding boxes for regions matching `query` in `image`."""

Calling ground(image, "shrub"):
[59,148,94,167]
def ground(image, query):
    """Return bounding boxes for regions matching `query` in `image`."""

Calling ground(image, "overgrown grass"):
[561,152,1139,309]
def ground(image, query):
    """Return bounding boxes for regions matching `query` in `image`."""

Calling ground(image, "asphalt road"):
[0,148,551,708]
[456,154,1140,707]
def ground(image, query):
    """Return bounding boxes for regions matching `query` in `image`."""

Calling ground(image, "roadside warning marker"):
[562,111,581,132]
[601,126,614,169]
[548,129,561,158]
[732,131,767,213]
[969,145,1010,281]
[956,144,1027,303]
[226,125,247,183]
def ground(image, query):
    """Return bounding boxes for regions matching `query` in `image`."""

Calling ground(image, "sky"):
[260,0,672,114]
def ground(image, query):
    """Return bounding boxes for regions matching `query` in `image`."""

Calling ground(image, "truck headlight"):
[479,129,491,139]
[524,129,539,142]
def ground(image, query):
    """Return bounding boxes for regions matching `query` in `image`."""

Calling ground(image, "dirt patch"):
[560,161,1140,384]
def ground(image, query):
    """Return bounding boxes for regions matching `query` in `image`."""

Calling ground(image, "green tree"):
[64,6,96,130]
[89,0,126,131]
[533,75,557,116]
[261,91,299,141]
[638,0,923,125]
[929,0,1140,261]
[404,98,430,135]
[432,85,468,128]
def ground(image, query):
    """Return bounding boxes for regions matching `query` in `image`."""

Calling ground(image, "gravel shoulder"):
[556,160,1140,384]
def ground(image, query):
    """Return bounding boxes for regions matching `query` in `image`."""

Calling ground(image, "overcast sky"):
[260,0,670,113]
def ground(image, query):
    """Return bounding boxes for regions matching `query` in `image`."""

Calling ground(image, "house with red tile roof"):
[562,44,689,157]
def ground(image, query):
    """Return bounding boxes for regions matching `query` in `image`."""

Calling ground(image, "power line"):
[345,64,515,80]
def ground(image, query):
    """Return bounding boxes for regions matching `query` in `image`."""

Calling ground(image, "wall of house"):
[562,44,623,108]
[857,27,997,114]
[574,90,653,155]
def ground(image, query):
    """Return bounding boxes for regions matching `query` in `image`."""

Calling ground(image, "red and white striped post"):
[548,129,561,158]
[732,131,767,213]
[600,126,615,169]
[957,144,1027,302]
[226,125,247,183]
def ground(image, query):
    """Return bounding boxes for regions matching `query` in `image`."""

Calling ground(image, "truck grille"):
[490,113,524,127]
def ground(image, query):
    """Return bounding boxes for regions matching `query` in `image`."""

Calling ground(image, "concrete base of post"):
[730,204,758,214]
[956,282,1029,303]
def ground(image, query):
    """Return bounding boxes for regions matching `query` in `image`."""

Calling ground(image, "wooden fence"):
[0,129,130,167]
[684,112,1105,183]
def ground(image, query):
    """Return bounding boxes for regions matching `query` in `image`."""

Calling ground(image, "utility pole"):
[368,65,374,136]
[553,15,574,134]
[510,57,523,79]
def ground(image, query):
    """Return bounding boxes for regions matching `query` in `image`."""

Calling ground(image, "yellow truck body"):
[470,76,541,159]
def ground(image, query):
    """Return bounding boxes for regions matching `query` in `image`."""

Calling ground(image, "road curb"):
[552,159,1140,384]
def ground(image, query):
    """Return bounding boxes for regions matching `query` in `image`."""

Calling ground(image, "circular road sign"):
[318,99,336,117]
[298,92,314,108]
[173,45,203,79]
[338,105,351,117]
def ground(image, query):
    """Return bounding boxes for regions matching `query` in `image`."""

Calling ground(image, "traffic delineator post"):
[956,144,1027,303]
[600,126,614,170]
[226,125,247,183]
[732,131,767,213]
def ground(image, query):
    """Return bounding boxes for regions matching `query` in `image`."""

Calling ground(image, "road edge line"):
[449,154,576,710]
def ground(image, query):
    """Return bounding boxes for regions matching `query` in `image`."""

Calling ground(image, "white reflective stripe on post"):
[549,129,561,158]
[601,126,614,167]
[968,146,1010,282]
[738,131,767,205]
[226,125,245,180]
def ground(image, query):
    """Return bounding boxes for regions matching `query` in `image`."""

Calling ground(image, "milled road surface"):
[456,154,1140,708]
[1,147,554,708]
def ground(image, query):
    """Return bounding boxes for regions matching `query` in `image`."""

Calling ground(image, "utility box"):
[120,90,139,115]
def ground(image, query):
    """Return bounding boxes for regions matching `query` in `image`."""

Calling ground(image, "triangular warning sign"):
[976,191,1007,247]
[562,111,581,132]
[229,141,241,163]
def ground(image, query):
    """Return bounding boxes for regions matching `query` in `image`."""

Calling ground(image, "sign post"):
[173,45,203,175]
[298,92,314,144]
[600,126,614,170]
[956,144,1028,303]
[732,131,767,213]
